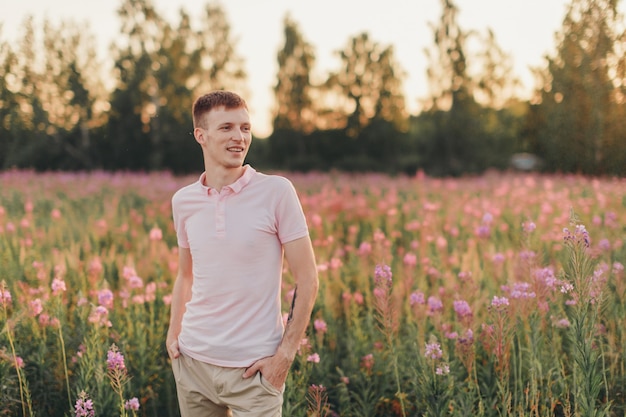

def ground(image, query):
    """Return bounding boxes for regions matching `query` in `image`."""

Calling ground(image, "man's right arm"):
[166,246,193,360]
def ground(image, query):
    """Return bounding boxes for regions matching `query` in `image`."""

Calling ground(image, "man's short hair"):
[193,91,248,128]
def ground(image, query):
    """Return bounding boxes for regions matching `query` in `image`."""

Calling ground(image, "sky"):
[1,0,591,137]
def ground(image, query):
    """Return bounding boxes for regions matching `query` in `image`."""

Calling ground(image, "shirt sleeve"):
[275,179,309,244]
[172,192,190,248]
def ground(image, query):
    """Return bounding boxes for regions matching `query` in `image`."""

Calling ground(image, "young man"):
[166,91,318,417]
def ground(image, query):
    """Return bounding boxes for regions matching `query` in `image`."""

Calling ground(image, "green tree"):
[0,27,19,168]
[420,0,480,175]
[196,2,247,94]
[39,20,105,169]
[0,17,51,169]
[419,0,522,175]
[534,0,626,175]
[272,14,316,134]
[107,0,246,172]
[107,0,164,170]
[0,17,105,170]
[269,15,316,169]
[325,32,407,137]
[474,29,522,109]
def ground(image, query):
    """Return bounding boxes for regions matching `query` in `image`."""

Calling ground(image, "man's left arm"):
[242,235,318,387]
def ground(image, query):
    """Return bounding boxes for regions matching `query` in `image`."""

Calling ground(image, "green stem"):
[4,305,34,417]
[58,323,72,411]
[391,345,407,417]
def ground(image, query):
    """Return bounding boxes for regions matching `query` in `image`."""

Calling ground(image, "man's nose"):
[234,128,246,141]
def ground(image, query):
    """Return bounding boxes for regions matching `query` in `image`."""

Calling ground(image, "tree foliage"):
[1,0,625,176]
[533,0,626,175]
[272,15,316,134]
[415,0,524,176]
[324,32,407,137]
[106,0,246,172]
[0,17,106,170]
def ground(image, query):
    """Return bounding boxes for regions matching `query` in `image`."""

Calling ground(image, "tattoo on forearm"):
[287,286,298,323]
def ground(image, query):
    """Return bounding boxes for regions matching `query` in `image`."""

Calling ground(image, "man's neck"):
[202,165,245,191]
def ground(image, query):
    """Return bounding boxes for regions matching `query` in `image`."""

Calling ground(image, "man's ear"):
[193,127,205,145]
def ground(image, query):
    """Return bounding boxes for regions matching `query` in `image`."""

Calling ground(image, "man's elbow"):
[305,269,319,297]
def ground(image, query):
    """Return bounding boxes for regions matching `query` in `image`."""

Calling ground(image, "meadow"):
[0,169,624,417]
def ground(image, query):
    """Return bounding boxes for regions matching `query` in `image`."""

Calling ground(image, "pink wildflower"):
[29,298,43,316]
[506,282,536,299]
[74,391,95,417]
[162,294,173,305]
[307,353,320,363]
[563,224,590,248]
[436,364,450,375]
[98,289,114,308]
[122,266,137,280]
[373,287,386,299]
[453,300,472,318]
[374,264,392,288]
[128,275,144,289]
[534,267,558,289]
[357,242,372,256]
[51,277,66,295]
[491,296,509,308]
[149,226,162,241]
[0,288,11,306]
[458,271,472,281]
[597,238,611,252]
[554,318,570,328]
[125,397,140,411]
[310,213,322,227]
[560,282,574,294]
[353,291,364,305]
[409,291,425,306]
[14,356,25,368]
[425,342,443,360]
[107,344,126,371]
[88,305,112,327]
[475,224,491,238]
[314,319,327,334]
[492,253,506,264]
[427,296,443,314]
[403,253,417,267]
[145,282,157,302]
[330,258,343,269]
[522,221,536,233]
[88,258,103,276]
[360,353,374,370]
[458,329,474,345]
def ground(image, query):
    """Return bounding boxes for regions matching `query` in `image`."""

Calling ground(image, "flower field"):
[1,170,625,417]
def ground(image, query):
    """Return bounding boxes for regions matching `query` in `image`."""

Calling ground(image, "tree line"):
[1,0,625,176]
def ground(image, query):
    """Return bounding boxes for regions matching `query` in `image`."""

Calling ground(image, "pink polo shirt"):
[171,165,309,367]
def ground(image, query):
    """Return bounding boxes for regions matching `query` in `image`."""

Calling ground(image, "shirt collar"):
[197,165,255,194]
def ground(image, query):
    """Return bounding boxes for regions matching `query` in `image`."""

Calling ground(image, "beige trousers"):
[172,353,283,417]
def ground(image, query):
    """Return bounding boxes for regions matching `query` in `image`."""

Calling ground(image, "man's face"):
[196,106,251,169]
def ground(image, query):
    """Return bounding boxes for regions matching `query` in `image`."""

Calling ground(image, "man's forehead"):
[206,106,250,123]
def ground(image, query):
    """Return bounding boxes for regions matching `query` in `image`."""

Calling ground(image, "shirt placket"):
[215,189,230,237]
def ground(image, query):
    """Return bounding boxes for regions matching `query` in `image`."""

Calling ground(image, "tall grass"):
[0,170,624,416]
